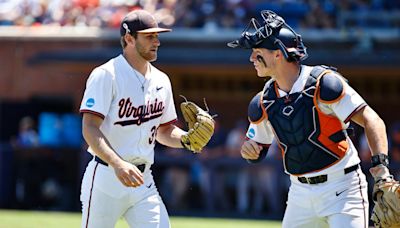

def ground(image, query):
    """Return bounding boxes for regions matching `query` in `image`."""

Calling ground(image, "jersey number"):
[149,126,158,144]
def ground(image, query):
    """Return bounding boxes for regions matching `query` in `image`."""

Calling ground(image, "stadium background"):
[0,0,399,223]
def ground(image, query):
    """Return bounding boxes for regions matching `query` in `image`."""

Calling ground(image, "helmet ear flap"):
[274,39,297,62]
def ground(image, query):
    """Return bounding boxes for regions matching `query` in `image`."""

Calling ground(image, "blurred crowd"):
[0,0,400,30]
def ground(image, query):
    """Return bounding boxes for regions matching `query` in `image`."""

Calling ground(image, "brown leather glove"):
[370,165,400,228]
[180,98,215,153]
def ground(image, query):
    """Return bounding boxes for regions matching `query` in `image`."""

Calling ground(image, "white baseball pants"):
[283,167,369,228]
[80,160,170,228]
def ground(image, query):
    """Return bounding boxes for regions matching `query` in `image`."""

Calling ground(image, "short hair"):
[120,32,138,49]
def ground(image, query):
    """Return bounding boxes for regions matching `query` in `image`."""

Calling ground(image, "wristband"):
[371,154,389,168]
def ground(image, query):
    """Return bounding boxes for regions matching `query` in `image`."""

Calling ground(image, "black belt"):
[94,156,146,173]
[297,164,359,185]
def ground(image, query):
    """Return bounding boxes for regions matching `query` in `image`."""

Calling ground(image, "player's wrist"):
[369,164,392,182]
[108,156,126,168]
[371,153,389,168]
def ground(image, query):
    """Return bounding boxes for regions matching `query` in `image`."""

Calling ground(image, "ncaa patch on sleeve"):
[247,128,255,138]
[86,98,95,108]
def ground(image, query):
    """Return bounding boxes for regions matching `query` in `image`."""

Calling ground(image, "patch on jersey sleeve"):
[247,128,256,138]
[86,98,95,108]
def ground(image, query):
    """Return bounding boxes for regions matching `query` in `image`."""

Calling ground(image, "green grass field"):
[0,210,281,228]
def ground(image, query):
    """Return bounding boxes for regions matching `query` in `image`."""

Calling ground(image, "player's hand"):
[240,139,262,160]
[113,160,144,188]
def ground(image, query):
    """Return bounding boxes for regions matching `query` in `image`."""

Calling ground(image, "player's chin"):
[253,68,264,77]
[256,71,268,78]
[146,54,158,62]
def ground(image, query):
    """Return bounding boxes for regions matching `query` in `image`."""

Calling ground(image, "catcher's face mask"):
[228,10,308,62]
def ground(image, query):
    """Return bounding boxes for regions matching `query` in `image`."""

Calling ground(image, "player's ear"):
[275,50,281,59]
[124,33,135,46]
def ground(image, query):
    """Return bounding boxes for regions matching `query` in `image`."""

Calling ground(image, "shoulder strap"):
[262,79,278,101]
[309,65,337,79]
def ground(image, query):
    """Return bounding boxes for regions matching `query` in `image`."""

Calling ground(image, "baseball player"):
[228,10,396,227]
[79,9,214,228]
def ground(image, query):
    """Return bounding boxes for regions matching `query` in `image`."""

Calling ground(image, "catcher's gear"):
[227,10,308,62]
[180,97,215,153]
[370,177,400,228]
[370,164,400,227]
[371,154,390,168]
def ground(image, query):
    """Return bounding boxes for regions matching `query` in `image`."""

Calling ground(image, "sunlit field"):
[0,210,282,228]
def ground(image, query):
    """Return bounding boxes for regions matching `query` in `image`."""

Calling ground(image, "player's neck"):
[275,64,301,93]
[123,52,148,76]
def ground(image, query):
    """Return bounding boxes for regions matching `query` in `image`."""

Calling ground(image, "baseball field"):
[0,210,282,228]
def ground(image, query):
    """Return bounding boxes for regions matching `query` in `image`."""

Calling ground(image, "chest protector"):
[262,66,349,175]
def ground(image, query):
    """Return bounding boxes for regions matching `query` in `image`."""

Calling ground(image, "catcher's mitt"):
[180,96,215,153]
[371,177,400,228]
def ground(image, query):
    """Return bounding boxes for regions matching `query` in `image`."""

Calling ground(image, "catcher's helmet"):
[228,10,308,62]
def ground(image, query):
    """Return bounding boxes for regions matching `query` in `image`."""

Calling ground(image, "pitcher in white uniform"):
[228,10,395,228]
[79,9,211,228]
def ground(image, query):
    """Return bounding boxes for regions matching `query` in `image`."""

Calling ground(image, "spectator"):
[301,0,335,29]
[1,0,400,30]
[250,141,285,218]
[14,116,39,148]
[196,120,228,211]
[225,119,249,212]
[160,147,191,211]
[159,121,191,212]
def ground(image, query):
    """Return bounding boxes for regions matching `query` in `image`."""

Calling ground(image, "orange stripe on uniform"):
[313,73,348,158]
[273,81,281,98]
[315,111,348,158]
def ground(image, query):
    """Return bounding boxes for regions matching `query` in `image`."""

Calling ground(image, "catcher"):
[228,9,399,228]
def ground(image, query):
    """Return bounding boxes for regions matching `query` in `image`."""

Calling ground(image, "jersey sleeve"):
[245,119,274,145]
[326,82,367,123]
[80,68,113,119]
[159,78,177,125]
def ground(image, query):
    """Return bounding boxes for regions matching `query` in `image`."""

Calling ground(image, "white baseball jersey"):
[247,65,369,227]
[80,54,177,165]
[246,65,366,177]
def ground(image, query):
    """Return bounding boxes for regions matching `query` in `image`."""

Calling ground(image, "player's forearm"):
[156,124,186,148]
[82,125,124,167]
[352,106,388,156]
[364,116,388,156]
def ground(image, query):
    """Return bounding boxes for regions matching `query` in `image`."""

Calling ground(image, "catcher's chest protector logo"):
[279,94,300,118]
[282,105,294,116]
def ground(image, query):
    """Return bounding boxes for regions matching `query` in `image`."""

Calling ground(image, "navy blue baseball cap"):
[120,9,171,36]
